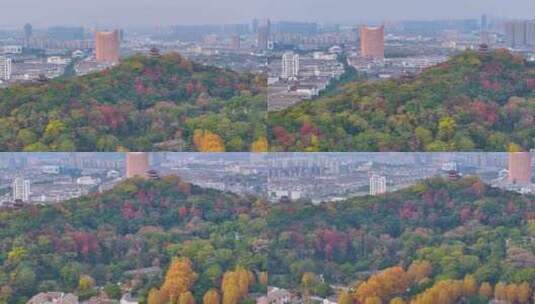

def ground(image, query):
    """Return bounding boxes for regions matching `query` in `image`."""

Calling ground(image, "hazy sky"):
[1,0,534,27]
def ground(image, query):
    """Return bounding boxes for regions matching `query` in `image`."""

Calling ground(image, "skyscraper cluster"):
[505,20,535,48]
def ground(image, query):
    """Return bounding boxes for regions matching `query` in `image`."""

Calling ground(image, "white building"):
[369,174,387,196]
[0,56,12,81]
[281,52,299,80]
[12,177,30,202]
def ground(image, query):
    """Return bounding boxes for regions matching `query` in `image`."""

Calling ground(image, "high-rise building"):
[95,30,120,63]
[0,56,12,81]
[360,25,385,60]
[481,14,488,31]
[281,52,299,80]
[12,177,30,202]
[126,152,150,179]
[369,174,387,196]
[256,19,271,50]
[24,23,33,47]
[252,19,259,34]
[526,20,535,46]
[508,152,532,185]
[505,20,527,47]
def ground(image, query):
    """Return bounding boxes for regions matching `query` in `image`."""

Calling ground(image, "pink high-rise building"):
[360,25,385,60]
[508,152,532,185]
[126,152,149,179]
[95,30,120,63]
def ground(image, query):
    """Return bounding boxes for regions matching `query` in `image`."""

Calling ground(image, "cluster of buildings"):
[0,152,270,208]
[504,19,535,48]
[267,152,534,203]
[268,49,345,110]
[0,25,121,86]
[0,153,124,206]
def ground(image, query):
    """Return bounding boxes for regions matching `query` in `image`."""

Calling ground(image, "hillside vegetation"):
[268,176,535,303]
[0,177,268,302]
[0,53,267,152]
[269,50,535,152]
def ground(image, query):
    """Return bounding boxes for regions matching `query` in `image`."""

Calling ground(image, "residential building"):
[0,56,12,81]
[12,177,30,202]
[369,174,387,196]
[281,52,299,79]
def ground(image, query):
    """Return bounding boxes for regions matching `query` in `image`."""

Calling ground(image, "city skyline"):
[1,0,534,27]
[1,152,533,206]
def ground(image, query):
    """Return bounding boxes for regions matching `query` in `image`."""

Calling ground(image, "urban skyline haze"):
[0,0,534,27]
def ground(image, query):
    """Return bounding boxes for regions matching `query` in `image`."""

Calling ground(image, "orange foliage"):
[193,129,225,152]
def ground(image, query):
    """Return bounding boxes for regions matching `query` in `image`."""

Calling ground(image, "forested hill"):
[268,176,535,304]
[269,49,535,152]
[2,174,535,303]
[0,176,269,303]
[0,53,267,152]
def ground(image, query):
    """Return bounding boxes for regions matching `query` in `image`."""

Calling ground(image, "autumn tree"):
[478,282,493,299]
[494,282,507,301]
[338,291,354,304]
[251,137,269,152]
[505,284,518,303]
[193,129,225,152]
[407,260,432,283]
[354,266,409,304]
[148,288,168,304]
[517,282,531,304]
[78,275,95,292]
[203,289,221,304]
[236,267,254,300]
[258,271,268,286]
[221,271,241,304]
[389,297,405,304]
[365,296,382,304]
[161,257,198,304]
[302,272,317,303]
[462,275,477,296]
[411,279,465,304]
[179,291,196,304]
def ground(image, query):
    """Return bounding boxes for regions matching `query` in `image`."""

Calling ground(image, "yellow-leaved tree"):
[193,129,225,152]
[251,137,269,152]
[179,291,196,304]
[161,257,198,304]
[203,289,221,304]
